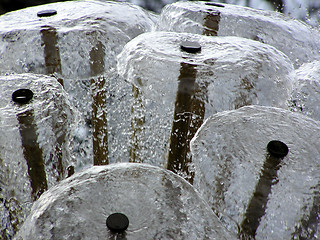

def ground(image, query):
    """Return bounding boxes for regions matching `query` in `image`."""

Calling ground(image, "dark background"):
[1,0,319,27]
[0,0,69,14]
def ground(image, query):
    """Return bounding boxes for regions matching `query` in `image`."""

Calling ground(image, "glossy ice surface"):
[0,0,157,78]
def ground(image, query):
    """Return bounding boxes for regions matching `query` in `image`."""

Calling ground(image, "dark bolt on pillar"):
[180,40,202,54]
[106,213,129,233]
[40,24,63,87]
[66,165,74,178]
[12,89,48,201]
[90,41,108,166]
[12,89,34,104]
[203,4,222,36]
[167,41,206,184]
[205,2,225,8]
[239,140,289,239]
[37,10,57,18]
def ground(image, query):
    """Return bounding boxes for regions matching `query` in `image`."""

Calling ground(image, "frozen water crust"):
[0,1,319,239]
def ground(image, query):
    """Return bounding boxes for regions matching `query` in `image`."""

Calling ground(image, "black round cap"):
[12,89,34,104]
[37,9,57,17]
[180,41,201,54]
[67,166,75,178]
[205,2,225,8]
[106,213,129,233]
[267,140,289,158]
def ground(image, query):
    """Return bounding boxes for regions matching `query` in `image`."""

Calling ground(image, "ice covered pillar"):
[240,140,289,239]
[37,9,62,81]
[202,2,223,36]
[289,60,320,122]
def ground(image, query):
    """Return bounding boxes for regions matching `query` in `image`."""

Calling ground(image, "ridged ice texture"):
[157,1,320,68]
[190,105,320,239]
[0,73,76,239]
[117,31,294,168]
[0,0,157,78]
[289,60,320,122]
[14,163,236,240]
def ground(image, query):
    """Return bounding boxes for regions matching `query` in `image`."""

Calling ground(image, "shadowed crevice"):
[203,10,221,36]
[40,25,64,86]
[17,109,47,201]
[90,41,108,165]
[130,85,145,163]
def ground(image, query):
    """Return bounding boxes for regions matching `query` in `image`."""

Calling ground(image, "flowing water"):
[0,0,319,239]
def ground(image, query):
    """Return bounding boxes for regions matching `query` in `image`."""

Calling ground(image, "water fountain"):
[0,73,75,238]
[0,0,319,239]
[0,0,157,169]
[191,105,320,239]
[157,1,320,68]
[14,163,237,239]
[117,31,294,182]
